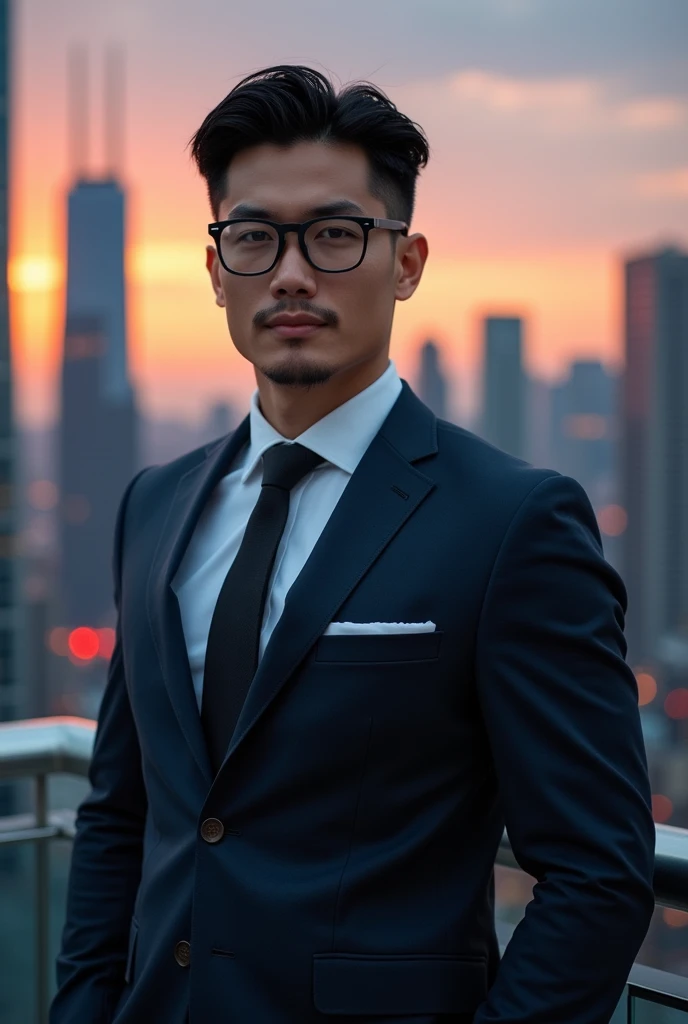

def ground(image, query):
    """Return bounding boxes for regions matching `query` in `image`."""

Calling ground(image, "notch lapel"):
[146,381,439,786]
[146,416,251,786]
[220,382,438,770]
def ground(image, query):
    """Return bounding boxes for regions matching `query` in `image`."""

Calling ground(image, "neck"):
[255,353,390,439]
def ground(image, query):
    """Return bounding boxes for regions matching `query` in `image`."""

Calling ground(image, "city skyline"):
[3,9,688,1008]
[6,0,688,428]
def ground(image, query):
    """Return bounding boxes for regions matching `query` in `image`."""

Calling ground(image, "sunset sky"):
[7,0,688,428]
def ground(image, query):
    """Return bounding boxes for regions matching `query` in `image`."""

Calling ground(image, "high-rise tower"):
[416,339,449,420]
[621,246,688,666]
[550,360,616,507]
[480,316,526,460]
[57,49,139,632]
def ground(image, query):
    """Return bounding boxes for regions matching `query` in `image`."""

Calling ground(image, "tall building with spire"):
[57,48,139,633]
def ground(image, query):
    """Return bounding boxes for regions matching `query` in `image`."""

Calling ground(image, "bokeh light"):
[651,794,673,823]
[27,479,58,511]
[664,688,688,720]
[597,504,627,537]
[662,908,688,929]
[636,672,658,706]
[96,628,116,660]
[47,627,70,656]
[68,627,100,661]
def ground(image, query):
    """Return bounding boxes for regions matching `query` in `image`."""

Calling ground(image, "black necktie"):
[201,441,325,774]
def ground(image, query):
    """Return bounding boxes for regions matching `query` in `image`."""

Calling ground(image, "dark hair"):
[189,64,430,225]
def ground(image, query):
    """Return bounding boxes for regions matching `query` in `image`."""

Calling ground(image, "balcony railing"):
[1,716,688,1023]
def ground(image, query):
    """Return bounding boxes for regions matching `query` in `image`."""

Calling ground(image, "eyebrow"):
[226,199,367,220]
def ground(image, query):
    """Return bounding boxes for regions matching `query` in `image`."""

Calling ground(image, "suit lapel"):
[146,380,438,786]
[146,415,251,786]
[221,382,438,768]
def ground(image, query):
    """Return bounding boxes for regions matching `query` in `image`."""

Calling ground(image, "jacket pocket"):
[124,917,139,985]
[314,630,443,664]
[312,951,487,1015]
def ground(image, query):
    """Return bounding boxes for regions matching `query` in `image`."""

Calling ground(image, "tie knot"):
[260,442,324,491]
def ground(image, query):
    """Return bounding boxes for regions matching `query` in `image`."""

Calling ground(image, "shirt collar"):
[240,359,403,484]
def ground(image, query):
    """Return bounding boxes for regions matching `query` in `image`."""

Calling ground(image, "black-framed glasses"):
[207,215,408,276]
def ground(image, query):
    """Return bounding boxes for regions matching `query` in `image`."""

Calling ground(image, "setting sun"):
[8,255,63,293]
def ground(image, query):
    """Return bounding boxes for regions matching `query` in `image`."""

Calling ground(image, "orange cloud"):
[633,167,688,198]
[448,70,598,114]
[618,98,688,129]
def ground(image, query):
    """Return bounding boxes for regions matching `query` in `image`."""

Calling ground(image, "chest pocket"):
[314,630,443,664]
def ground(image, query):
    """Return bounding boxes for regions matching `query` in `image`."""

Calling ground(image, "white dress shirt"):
[172,359,403,710]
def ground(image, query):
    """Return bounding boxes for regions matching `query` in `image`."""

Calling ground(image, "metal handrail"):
[0,716,95,1024]
[0,716,96,779]
[498,822,688,914]
[1,716,688,1022]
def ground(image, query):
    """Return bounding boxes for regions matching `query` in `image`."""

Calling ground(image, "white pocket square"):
[323,621,436,636]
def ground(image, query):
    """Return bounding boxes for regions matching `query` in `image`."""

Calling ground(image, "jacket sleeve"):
[50,467,152,1024]
[472,472,656,1024]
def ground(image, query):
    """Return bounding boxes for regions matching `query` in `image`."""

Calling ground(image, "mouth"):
[266,323,327,338]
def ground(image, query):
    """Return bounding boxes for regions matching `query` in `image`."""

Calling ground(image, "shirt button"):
[200,818,225,843]
[174,940,191,967]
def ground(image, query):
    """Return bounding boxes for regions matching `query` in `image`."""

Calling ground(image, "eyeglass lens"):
[218,219,366,273]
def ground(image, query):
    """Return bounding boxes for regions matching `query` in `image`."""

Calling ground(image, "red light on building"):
[97,628,116,659]
[597,505,628,537]
[651,794,673,823]
[68,627,100,661]
[636,672,657,706]
[663,908,688,929]
[563,414,608,440]
[47,627,70,656]
[27,479,59,511]
[664,688,688,720]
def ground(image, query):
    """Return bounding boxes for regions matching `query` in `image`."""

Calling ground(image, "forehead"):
[220,139,385,219]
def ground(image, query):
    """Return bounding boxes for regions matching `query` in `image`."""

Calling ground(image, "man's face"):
[206,139,427,389]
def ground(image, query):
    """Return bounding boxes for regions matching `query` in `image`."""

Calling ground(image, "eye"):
[319,227,355,240]
[238,231,272,243]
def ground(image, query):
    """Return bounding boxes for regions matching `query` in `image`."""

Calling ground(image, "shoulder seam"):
[474,469,562,652]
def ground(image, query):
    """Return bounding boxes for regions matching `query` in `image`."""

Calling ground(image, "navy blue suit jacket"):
[51,380,655,1024]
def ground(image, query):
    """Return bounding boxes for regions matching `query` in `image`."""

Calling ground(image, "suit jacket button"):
[200,818,224,843]
[174,940,191,967]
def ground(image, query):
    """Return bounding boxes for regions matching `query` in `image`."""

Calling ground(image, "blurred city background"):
[1,0,687,1020]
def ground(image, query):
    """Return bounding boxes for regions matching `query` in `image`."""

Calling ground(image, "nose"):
[269,231,317,299]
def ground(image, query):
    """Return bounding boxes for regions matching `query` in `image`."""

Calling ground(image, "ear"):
[394,232,429,302]
[206,245,226,307]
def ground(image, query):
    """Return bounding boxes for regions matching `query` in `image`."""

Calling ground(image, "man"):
[51,64,655,1024]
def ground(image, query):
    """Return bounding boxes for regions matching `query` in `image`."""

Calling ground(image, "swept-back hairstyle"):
[190,65,430,225]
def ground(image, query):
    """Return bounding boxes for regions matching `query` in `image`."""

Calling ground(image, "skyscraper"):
[480,316,526,459]
[524,374,553,469]
[550,360,617,508]
[57,54,139,634]
[0,0,20,728]
[416,339,449,419]
[621,246,688,666]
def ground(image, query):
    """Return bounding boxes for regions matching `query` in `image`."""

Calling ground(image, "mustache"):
[254,304,338,328]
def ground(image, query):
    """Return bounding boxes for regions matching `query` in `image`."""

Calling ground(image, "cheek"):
[222,295,256,355]
[352,272,395,323]
[222,286,252,327]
